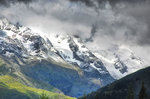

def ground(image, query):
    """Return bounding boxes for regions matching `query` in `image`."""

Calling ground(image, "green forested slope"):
[80,66,150,99]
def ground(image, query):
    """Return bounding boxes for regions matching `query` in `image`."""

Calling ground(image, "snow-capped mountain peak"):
[92,44,144,79]
[0,18,147,86]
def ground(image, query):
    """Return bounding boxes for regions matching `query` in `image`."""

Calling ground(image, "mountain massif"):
[0,18,148,98]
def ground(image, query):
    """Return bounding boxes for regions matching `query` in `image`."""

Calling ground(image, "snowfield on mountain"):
[0,18,148,97]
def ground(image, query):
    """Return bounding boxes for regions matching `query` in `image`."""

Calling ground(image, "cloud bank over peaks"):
[0,0,150,64]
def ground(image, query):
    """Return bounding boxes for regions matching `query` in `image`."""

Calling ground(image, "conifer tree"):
[138,82,147,99]
[127,85,134,99]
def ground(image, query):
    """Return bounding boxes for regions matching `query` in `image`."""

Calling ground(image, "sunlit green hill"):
[0,75,75,99]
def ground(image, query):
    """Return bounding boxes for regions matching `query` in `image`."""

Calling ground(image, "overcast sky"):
[0,0,150,65]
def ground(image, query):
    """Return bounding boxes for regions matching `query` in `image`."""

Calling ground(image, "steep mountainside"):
[0,18,113,97]
[92,45,144,79]
[50,34,114,86]
[0,57,74,99]
[0,18,148,97]
[81,66,150,99]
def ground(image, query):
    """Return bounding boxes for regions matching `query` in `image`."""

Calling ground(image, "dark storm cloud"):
[69,0,150,45]
[0,0,32,6]
[115,1,150,45]
[0,0,150,46]
[70,0,98,7]
[85,24,98,42]
[131,6,150,45]
[69,0,147,7]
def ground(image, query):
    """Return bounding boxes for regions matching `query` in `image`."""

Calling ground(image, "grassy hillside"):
[0,57,76,99]
[80,66,150,99]
[0,55,100,98]
[0,75,76,99]
[20,60,100,97]
[0,57,8,74]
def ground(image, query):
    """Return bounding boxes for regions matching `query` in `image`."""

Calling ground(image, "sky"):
[0,0,150,65]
